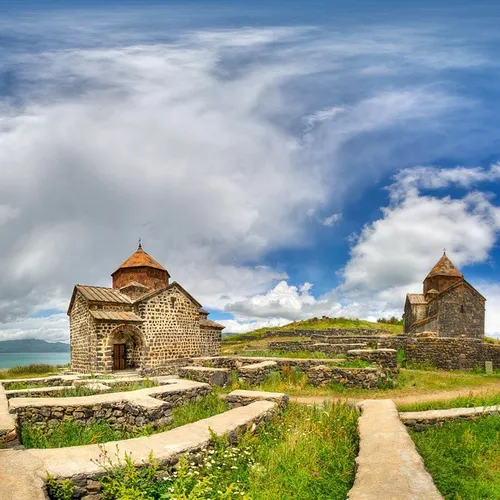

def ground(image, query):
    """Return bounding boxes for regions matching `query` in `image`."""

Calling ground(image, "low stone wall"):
[484,343,500,367]
[178,366,231,387]
[0,400,279,500]
[225,389,289,409]
[406,337,494,370]
[238,361,277,385]
[139,358,193,376]
[400,405,500,431]
[307,366,380,388]
[9,380,211,432]
[347,349,398,373]
[268,340,367,354]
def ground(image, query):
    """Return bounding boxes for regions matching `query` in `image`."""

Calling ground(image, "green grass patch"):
[87,401,359,500]
[0,363,65,380]
[410,415,500,499]
[21,392,228,449]
[399,392,500,412]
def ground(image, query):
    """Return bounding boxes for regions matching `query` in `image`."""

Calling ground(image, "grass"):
[77,402,359,500]
[21,392,228,449]
[223,316,403,341]
[0,363,65,380]
[398,392,500,412]
[12,379,159,398]
[3,381,63,390]
[410,415,500,499]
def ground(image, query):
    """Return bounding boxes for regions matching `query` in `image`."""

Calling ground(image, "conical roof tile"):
[426,253,463,279]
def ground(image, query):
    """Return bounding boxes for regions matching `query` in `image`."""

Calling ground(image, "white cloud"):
[322,212,343,227]
[0,14,492,341]
[343,191,500,294]
[218,317,291,335]
[389,163,500,202]
[225,280,341,320]
[0,313,69,343]
[0,205,20,226]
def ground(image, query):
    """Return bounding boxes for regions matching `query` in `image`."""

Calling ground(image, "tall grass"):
[92,402,359,500]
[410,415,500,499]
[0,364,63,379]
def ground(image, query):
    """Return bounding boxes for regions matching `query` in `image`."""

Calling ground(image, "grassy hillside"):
[224,316,403,340]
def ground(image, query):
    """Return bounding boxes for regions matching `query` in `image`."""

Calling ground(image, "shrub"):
[46,475,74,500]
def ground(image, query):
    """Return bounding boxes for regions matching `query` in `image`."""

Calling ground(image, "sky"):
[2,0,500,341]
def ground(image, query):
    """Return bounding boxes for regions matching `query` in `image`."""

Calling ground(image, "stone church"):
[68,243,224,373]
[404,252,485,338]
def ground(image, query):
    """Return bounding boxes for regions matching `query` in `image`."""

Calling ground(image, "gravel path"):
[292,380,500,406]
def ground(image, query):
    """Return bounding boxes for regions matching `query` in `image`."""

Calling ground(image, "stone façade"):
[404,253,486,339]
[68,243,224,373]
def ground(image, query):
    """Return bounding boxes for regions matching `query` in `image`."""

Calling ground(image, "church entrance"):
[107,325,144,372]
[113,344,126,370]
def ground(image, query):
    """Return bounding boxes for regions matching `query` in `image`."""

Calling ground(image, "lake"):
[0,352,70,369]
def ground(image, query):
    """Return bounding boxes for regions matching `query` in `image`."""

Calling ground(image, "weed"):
[411,415,500,499]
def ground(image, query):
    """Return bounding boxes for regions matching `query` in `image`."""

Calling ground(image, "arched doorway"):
[108,324,144,371]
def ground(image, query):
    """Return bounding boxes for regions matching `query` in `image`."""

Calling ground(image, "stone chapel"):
[68,243,224,373]
[404,252,485,338]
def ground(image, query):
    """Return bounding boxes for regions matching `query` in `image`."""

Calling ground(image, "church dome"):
[425,252,463,279]
[423,252,463,294]
[112,242,170,293]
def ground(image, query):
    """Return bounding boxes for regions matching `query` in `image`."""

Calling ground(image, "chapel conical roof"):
[112,242,167,275]
[425,252,463,279]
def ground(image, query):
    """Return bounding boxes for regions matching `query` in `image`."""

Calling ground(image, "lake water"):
[0,352,70,369]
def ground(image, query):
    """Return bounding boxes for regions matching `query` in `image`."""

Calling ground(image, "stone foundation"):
[307,366,380,388]
[238,361,278,385]
[178,366,231,387]
[225,389,289,409]
[9,380,210,433]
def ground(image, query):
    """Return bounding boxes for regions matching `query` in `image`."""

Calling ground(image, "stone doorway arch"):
[107,324,144,371]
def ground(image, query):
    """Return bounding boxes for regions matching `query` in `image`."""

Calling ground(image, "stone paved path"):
[348,399,443,500]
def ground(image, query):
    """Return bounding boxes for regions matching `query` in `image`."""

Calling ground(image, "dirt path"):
[291,380,500,406]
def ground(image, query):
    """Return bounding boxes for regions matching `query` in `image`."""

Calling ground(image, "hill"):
[0,339,70,353]
[224,316,404,340]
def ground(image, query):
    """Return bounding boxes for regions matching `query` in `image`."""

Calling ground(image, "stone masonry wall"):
[12,385,210,432]
[436,285,485,339]
[238,361,278,385]
[70,293,96,373]
[307,366,380,388]
[406,337,486,370]
[484,343,500,367]
[137,286,220,370]
[346,349,398,373]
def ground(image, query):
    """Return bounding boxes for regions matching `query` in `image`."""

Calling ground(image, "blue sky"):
[1,0,500,340]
